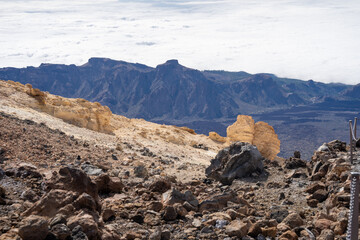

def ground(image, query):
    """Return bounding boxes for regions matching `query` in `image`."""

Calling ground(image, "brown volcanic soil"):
[0,112,114,231]
[0,110,352,239]
[0,112,114,170]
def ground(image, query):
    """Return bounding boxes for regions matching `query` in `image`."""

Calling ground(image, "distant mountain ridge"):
[1,58,359,159]
[0,58,352,121]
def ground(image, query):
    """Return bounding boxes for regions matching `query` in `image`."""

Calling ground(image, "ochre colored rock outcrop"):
[209,132,227,143]
[1,80,113,133]
[209,115,280,160]
[253,121,280,161]
[226,115,255,143]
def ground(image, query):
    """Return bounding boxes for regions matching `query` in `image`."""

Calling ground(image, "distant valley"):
[1,58,359,159]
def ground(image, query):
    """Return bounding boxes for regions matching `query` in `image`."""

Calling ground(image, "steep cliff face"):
[139,60,223,119]
[228,74,292,106]
[342,83,360,99]
[0,58,350,123]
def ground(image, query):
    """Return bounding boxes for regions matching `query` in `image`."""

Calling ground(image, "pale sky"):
[1,0,360,84]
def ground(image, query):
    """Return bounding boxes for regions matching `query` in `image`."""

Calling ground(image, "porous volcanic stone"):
[205,142,264,185]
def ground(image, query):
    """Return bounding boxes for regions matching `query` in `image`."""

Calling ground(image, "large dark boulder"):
[205,142,264,185]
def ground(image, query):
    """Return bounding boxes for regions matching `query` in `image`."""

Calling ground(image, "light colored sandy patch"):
[0,80,226,182]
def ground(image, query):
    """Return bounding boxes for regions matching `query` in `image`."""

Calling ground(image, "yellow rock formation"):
[253,121,280,161]
[0,80,113,133]
[209,132,227,143]
[226,115,255,143]
[209,115,280,160]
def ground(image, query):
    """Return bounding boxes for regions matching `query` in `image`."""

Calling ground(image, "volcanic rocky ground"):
[0,109,356,239]
[0,80,357,240]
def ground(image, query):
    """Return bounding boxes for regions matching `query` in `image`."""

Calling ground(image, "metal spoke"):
[347,117,360,240]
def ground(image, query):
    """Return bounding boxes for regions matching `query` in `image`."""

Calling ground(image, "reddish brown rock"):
[281,213,304,229]
[95,174,124,194]
[0,185,5,198]
[23,189,78,217]
[174,203,188,217]
[144,212,161,226]
[149,178,171,193]
[279,230,298,240]
[18,215,49,240]
[67,211,100,240]
[314,219,334,232]
[318,229,335,240]
[162,206,177,221]
[74,193,97,211]
[262,227,277,238]
[248,222,262,237]
[333,219,347,235]
[225,220,249,238]
[305,182,326,194]
[198,191,238,212]
[203,212,231,226]
[277,222,291,233]
[307,198,319,208]
[148,201,163,212]
[48,167,98,200]
[311,189,328,202]
[226,209,239,220]
[102,208,115,222]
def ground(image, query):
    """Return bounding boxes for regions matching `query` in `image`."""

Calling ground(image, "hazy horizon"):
[1,0,360,84]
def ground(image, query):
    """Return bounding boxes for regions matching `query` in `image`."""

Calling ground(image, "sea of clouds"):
[1,0,360,84]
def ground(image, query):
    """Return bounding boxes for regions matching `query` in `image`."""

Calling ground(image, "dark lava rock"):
[20,189,39,202]
[0,147,7,163]
[16,165,43,179]
[134,165,149,179]
[205,142,264,185]
[149,178,172,193]
[0,185,5,198]
[328,140,346,152]
[192,144,209,151]
[71,225,89,240]
[269,207,289,223]
[284,157,307,169]
[0,167,5,179]
[51,223,71,240]
[131,214,144,224]
[162,206,177,221]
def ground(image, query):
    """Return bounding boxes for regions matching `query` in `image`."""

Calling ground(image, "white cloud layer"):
[1,0,360,84]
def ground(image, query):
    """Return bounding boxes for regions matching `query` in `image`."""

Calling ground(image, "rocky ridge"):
[0,58,351,121]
